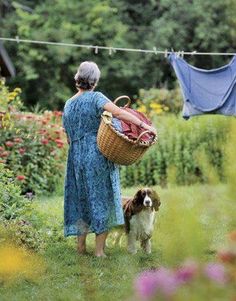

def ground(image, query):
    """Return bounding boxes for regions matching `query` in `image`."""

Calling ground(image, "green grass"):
[0,184,235,301]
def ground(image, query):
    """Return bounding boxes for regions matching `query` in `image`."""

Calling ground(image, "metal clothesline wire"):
[0,37,235,56]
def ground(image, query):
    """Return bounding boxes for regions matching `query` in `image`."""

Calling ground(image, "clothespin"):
[95,46,98,54]
[109,47,113,56]
[15,36,20,43]
[176,50,181,58]
[191,50,197,56]
[164,49,168,58]
[181,50,184,58]
[153,47,158,55]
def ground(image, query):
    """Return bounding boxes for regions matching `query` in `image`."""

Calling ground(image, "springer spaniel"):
[122,188,161,254]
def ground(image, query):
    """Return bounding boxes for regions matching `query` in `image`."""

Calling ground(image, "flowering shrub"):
[0,80,67,194]
[136,86,182,116]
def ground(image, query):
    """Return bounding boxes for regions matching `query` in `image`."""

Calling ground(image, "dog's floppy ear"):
[152,190,161,211]
[133,189,143,204]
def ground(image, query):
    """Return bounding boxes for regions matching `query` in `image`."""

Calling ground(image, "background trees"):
[0,0,235,109]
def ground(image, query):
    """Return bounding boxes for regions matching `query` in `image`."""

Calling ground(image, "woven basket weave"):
[97,96,157,166]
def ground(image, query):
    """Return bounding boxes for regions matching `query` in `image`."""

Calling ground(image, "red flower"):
[5,141,14,147]
[14,137,23,143]
[19,148,26,155]
[38,129,47,135]
[53,111,63,117]
[54,138,64,144]
[16,175,26,181]
[57,143,64,148]
[217,250,236,263]
[41,138,49,145]
[0,151,9,157]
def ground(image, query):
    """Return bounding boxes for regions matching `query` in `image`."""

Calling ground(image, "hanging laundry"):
[168,53,236,119]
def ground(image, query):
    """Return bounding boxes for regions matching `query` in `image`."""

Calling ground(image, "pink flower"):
[175,260,198,283]
[135,270,160,299]
[18,148,26,155]
[0,151,9,158]
[5,141,14,147]
[135,268,180,299]
[204,263,228,285]
[41,138,49,145]
[14,137,23,143]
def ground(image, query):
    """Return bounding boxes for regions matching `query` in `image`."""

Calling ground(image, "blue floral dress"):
[62,91,124,237]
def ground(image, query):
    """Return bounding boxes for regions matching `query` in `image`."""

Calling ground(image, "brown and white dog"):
[122,188,161,254]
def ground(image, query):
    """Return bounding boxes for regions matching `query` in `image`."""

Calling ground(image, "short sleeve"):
[95,92,110,116]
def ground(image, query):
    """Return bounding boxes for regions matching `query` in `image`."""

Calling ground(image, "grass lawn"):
[0,184,235,301]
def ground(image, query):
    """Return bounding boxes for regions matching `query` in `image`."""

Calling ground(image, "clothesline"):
[0,36,236,57]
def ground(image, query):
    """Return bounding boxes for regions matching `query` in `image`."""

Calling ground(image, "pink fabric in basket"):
[120,108,153,142]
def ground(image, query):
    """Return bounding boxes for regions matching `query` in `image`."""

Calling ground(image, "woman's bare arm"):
[103,101,157,135]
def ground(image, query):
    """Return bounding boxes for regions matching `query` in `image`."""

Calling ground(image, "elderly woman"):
[63,61,156,257]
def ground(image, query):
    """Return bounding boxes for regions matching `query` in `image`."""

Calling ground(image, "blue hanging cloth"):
[168,53,236,119]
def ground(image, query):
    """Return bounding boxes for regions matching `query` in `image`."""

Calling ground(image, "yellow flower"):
[0,243,45,282]
[137,105,147,113]
[150,102,163,109]
[14,87,22,93]
[154,108,163,114]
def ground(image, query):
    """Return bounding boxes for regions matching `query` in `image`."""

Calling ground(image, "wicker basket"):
[97,96,157,166]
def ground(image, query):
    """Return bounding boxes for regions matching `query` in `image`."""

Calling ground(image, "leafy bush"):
[120,115,232,187]
[0,163,45,250]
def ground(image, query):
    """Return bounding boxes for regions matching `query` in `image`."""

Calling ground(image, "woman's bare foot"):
[77,247,87,255]
[95,232,108,258]
[95,252,107,258]
[77,234,87,255]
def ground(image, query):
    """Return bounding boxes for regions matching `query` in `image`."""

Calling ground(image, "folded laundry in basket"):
[111,108,154,143]
[112,117,123,132]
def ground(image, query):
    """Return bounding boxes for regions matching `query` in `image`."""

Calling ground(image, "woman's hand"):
[142,123,157,136]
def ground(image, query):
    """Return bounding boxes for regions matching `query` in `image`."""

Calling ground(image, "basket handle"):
[113,95,131,108]
[135,130,156,144]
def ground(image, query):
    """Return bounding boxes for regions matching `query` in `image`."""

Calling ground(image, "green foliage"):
[0,163,28,220]
[0,163,45,250]
[120,115,231,187]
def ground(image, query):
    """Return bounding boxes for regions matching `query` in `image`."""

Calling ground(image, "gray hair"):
[74,61,101,90]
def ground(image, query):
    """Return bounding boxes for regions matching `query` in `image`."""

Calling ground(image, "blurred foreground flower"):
[204,263,228,285]
[135,268,179,299]
[0,243,46,282]
[175,259,199,283]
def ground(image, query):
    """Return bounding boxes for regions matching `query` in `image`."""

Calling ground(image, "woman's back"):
[63,91,109,142]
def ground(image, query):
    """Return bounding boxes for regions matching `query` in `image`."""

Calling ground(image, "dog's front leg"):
[141,238,152,254]
[127,232,137,254]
